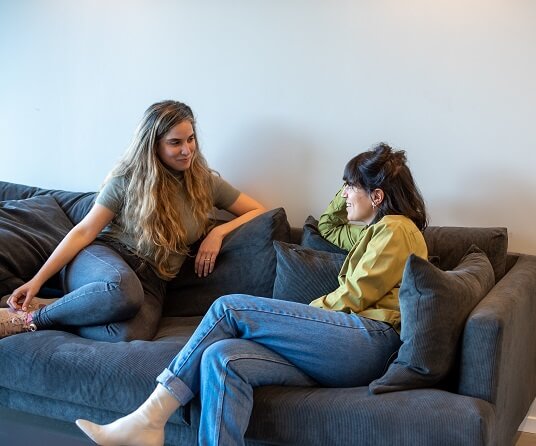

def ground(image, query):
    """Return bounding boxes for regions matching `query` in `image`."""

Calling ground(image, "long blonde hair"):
[108,100,214,279]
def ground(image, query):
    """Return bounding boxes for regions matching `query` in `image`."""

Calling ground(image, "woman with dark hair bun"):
[76,143,429,446]
[341,142,427,231]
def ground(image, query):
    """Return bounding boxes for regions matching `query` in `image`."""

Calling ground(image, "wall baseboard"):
[519,399,536,434]
[519,416,536,434]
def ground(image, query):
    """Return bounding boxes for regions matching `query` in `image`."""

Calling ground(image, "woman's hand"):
[194,228,224,278]
[193,192,265,278]
[7,278,43,312]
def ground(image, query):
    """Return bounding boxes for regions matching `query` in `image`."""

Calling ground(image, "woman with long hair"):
[75,143,429,445]
[0,100,265,342]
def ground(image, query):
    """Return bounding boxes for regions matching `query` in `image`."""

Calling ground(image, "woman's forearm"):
[33,203,116,287]
[211,207,266,239]
[32,227,97,287]
[318,188,364,251]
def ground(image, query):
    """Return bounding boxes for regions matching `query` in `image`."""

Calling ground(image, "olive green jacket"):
[310,189,428,331]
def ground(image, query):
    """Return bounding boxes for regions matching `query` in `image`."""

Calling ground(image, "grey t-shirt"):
[95,173,241,277]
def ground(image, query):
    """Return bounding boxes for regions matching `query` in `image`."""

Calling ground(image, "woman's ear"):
[371,189,384,207]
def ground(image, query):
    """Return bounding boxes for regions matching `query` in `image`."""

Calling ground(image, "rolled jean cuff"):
[32,307,52,328]
[156,368,195,406]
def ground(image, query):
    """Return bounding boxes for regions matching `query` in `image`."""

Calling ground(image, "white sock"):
[76,384,180,446]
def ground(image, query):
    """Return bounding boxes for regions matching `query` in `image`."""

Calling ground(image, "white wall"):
[1,0,535,254]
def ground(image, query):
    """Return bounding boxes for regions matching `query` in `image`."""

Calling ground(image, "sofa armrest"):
[457,253,536,444]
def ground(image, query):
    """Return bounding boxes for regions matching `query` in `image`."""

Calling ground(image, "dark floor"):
[0,407,91,446]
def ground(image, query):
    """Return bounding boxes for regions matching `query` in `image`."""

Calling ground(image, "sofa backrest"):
[1,180,510,284]
[292,220,508,283]
[423,226,508,282]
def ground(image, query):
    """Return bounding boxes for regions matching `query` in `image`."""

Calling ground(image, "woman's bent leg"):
[157,294,401,406]
[76,340,311,446]
[31,243,147,341]
[197,338,317,446]
[73,284,164,342]
[76,294,400,445]
[70,243,166,342]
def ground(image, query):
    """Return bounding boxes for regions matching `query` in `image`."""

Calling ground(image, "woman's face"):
[156,120,196,172]
[342,183,377,224]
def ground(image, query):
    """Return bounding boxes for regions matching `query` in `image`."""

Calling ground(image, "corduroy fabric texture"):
[0,195,74,295]
[0,321,199,425]
[236,386,494,446]
[369,246,495,394]
[272,241,346,304]
[164,208,291,316]
[423,225,508,282]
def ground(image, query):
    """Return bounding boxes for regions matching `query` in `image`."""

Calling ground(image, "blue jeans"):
[32,240,166,342]
[157,294,401,446]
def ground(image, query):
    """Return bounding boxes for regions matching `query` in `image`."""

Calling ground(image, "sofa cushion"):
[0,327,196,424]
[0,196,74,295]
[301,216,349,255]
[0,180,95,225]
[164,208,291,317]
[241,386,495,446]
[423,226,507,282]
[369,245,495,394]
[272,241,346,304]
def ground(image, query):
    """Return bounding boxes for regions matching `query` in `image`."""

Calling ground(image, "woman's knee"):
[200,339,241,374]
[64,245,145,313]
[106,268,145,318]
[208,294,256,316]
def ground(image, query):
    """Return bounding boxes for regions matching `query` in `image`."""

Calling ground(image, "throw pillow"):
[0,195,74,295]
[272,241,346,304]
[301,215,349,255]
[0,180,96,225]
[369,245,495,394]
[164,208,291,317]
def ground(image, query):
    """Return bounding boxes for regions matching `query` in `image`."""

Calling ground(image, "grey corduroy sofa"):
[0,180,535,446]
